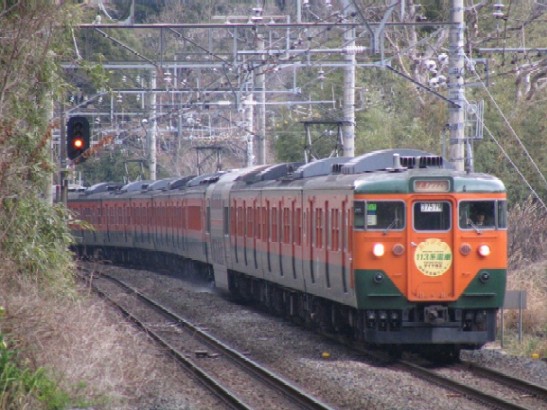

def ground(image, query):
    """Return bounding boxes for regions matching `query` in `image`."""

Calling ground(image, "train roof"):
[291,157,352,179]
[121,180,152,192]
[351,169,505,194]
[146,178,177,191]
[69,149,505,201]
[339,148,452,174]
[169,175,195,190]
[230,149,504,193]
[186,172,226,187]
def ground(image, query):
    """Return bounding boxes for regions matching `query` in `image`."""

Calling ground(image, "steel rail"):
[81,269,334,410]
[79,271,250,410]
[399,359,535,410]
[461,360,547,402]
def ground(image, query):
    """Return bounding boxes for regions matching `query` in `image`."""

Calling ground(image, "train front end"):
[352,168,507,349]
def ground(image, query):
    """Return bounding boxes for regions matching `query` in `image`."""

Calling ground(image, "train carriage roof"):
[68,148,504,202]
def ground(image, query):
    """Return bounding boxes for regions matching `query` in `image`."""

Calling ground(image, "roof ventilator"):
[399,155,444,169]
[387,154,408,173]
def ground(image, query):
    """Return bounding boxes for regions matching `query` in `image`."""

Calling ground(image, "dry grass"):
[508,197,547,269]
[0,273,195,409]
[503,259,547,356]
[503,197,547,356]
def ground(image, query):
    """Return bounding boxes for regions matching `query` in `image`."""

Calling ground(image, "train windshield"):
[353,201,405,230]
[459,200,507,230]
[413,201,451,231]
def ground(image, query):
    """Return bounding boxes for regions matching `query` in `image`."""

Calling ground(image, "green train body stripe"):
[355,269,506,310]
[449,269,506,308]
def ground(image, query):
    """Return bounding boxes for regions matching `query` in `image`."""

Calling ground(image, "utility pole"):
[245,93,254,167]
[148,69,157,180]
[256,33,267,164]
[342,0,356,158]
[59,103,68,204]
[448,0,466,171]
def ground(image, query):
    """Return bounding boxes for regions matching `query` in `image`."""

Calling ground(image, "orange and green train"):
[69,149,507,354]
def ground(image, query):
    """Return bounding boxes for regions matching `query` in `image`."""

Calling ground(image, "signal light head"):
[67,116,90,161]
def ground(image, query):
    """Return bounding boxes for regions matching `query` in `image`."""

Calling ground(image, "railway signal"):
[67,116,90,160]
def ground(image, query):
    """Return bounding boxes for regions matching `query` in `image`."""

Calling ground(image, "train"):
[68,148,507,357]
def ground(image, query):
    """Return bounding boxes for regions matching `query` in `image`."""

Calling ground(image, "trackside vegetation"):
[0,335,73,410]
[0,2,83,408]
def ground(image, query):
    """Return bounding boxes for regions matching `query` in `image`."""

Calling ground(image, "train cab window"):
[459,200,501,230]
[365,201,405,231]
[497,200,507,228]
[414,201,451,231]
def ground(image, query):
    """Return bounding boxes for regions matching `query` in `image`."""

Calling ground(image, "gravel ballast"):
[89,263,547,409]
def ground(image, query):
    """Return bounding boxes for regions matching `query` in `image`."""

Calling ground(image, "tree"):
[0,1,78,285]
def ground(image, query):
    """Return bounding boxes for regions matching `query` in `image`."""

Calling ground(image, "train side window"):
[255,205,261,239]
[247,206,253,237]
[353,201,365,229]
[459,200,496,229]
[271,207,278,242]
[295,208,302,246]
[283,207,290,243]
[230,205,236,235]
[414,201,451,231]
[237,206,244,236]
[365,201,405,231]
[315,208,323,248]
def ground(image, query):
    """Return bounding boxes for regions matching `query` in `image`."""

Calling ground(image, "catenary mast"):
[448,0,466,171]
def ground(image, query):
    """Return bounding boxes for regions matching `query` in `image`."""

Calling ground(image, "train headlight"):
[477,244,491,257]
[372,243,385,257]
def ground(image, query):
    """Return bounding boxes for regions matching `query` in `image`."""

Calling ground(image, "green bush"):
[0,197,75,293]
[0,334,71,410]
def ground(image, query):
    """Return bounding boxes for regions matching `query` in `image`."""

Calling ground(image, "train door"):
[279,198,290,279]
[303,195,315,287]
[271,201,282,278]
[407,197,456,302]
[230,197,238,265]
[265,198,271,275]
[252,198,259,271]
[326,195,350,299]
[341,197,350,295]
[104,202,111,243]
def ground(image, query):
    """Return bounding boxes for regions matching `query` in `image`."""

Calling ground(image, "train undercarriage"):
[76,244,496,361]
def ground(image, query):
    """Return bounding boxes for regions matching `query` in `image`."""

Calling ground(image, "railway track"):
[79,262,545,410]
[394,358,547,410]
[79,267,334,410]
[317,326,546,410]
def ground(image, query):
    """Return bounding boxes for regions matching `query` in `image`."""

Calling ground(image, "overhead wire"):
[476,117,547,211]
[464,55,547,210]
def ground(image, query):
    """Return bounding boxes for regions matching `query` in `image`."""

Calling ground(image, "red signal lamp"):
[72,137,84,149]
